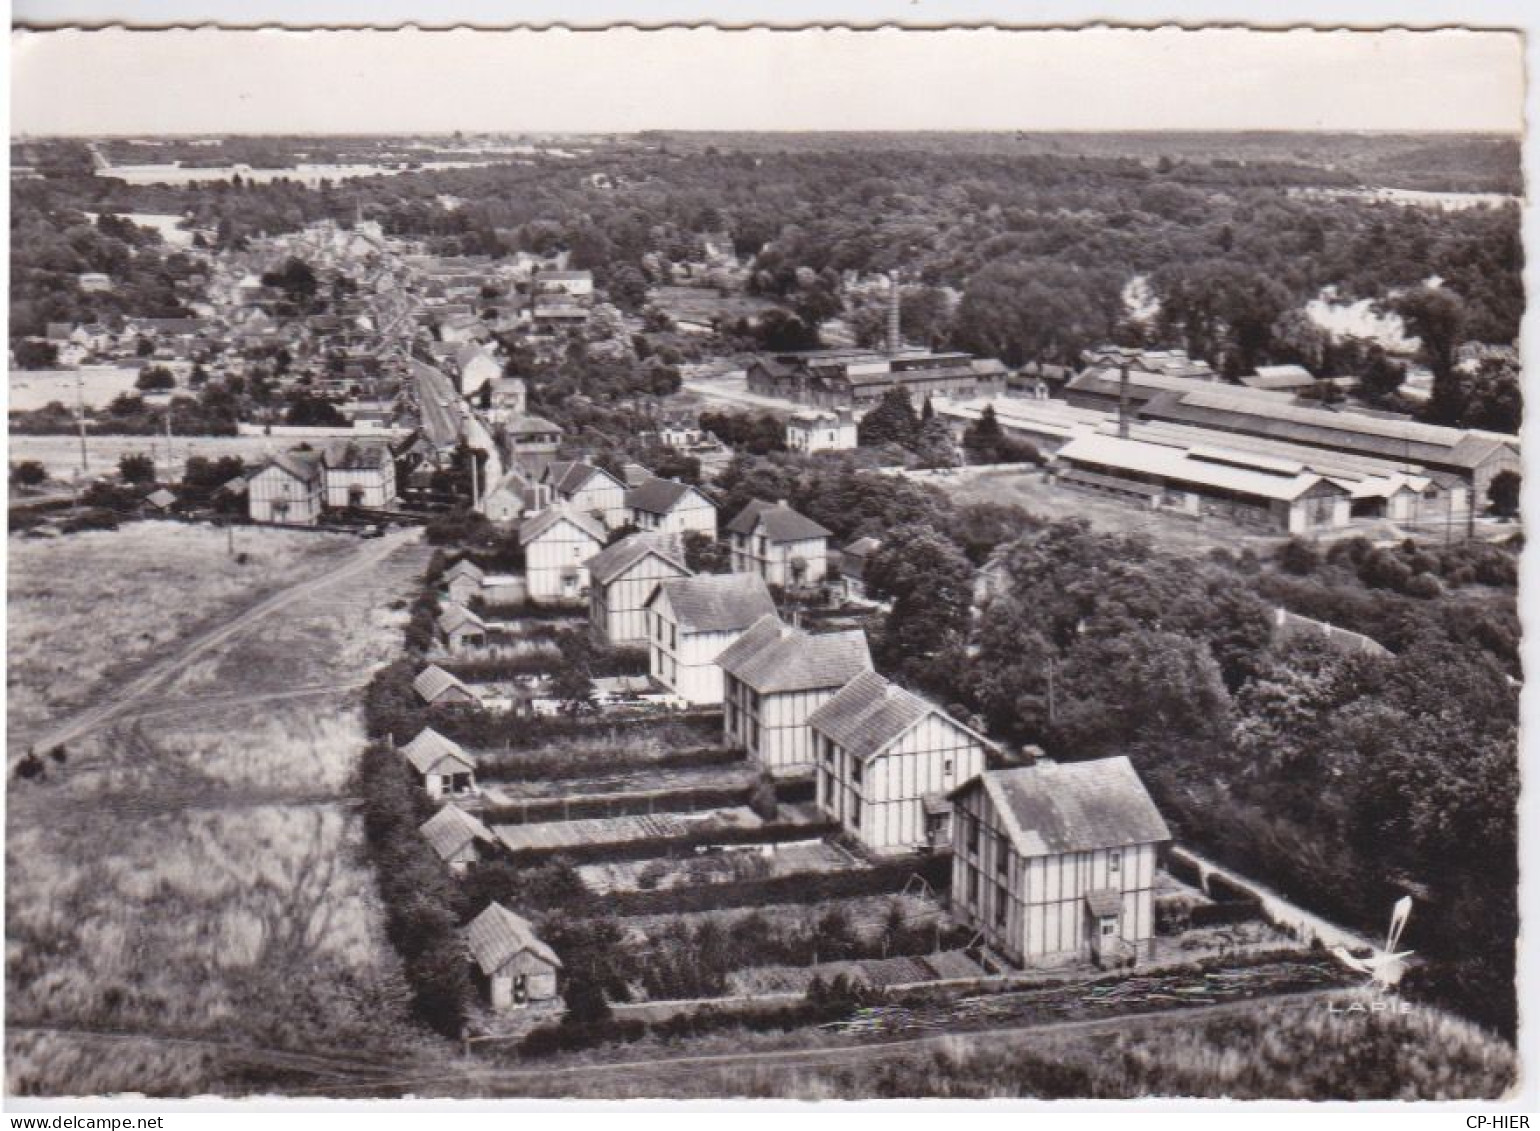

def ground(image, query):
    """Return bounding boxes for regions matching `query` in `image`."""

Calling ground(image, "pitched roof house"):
[466,902,562,1009]
[810,671,990,851]
[247,451,323,525]
[413,663,478,706]
[541,461,629,529]
[949,757,1171,967]
[717,616,873,771]
[442,558,486,604]
[645,572,777,705]
[437,603,489,654]
[519,506,607,601]
[400,727,478,799]
[585,532,693,645]
[420,803,497,873]
[625,476,719,539]
[727,499,831,588]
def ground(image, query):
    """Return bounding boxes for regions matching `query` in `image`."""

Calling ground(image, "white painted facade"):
[248,463,322,525]
[589,549,692,645]
[731,530,829,588]
[646,589,742,705]
[630,488,719,539]
[523,515,604,601]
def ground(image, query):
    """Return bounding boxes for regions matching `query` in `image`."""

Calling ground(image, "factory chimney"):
[1118,363,1131,439]
[886,271,902,357]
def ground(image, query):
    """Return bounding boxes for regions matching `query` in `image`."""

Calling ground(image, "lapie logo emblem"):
[1331,895,1414,991]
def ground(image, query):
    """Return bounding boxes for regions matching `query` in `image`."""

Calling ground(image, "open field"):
[936,467,1289,557]
[7,433,294,482]
[9,367,144,413]
[6,528,437,1096]
[6,521,359,745]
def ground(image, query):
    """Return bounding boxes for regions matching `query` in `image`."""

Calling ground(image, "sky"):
[10,25,1526,136]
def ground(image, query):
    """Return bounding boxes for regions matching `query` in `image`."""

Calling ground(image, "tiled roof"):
[543,460,618,496]
[653,572,776,633]
[420,803,494,861]
[969,757,1171,857]
[437,603,487,636]
[625,476,706,516]
[726,499,831,542]
[716,616,872,694]
[519,506,607,546]
[585,532,690,586]
[443,559,485,584]
[321,438,392,470]
[413,663,474,704]
[507,413,562,436]
[808,671,977,762]
[466,902,562,975]
[400,727,476,776]
[260,450,321,485]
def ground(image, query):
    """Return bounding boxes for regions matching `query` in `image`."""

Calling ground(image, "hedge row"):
[483,775,814,826]
[498,815,840,867]
[579,853,952,918]
[476,743,745,785]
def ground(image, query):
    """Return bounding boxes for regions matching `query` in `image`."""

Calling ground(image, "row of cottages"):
[727,499,831,588]
[438,603,489,654]
[518,505,607,601]
[718,615,873,772]
[646,572,777,705]
[809,670,991,853]
[541,461,629,529]
[949,757,1171,967]
[466,902,562,1010]
[400,727,478,800]
[625,475,719,539]
[586,532,692,645]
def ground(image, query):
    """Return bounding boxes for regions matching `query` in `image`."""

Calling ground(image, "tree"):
[683,530,731,574]
[856,387,920,450]
[962,403,1004,464]
[10,461,47,488]
[912,414,959,470]
[866,523,975,691]
[1488,469,1520,518]
[12,339,58,369]
[262,256,320,311]
[1395,286,1466,425]
[118,452,156,485]
[135,365,176,392]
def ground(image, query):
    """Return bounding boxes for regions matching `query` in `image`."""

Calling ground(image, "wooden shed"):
[466,902,562,1010]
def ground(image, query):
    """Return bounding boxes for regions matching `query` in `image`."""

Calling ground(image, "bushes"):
[482,774,812,826]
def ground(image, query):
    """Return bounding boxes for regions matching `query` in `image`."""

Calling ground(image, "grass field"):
[5,529,437,1096]
[6,521,357,744]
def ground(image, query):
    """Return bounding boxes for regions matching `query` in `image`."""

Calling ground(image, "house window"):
[996,835,1010,876]
[851,761,863,785]
[851,805,862,829]
[995,894,1008,927]
[966,815,979,854]
[1109,850,1121,875]
[967,868,979,904]
[1100,918,1117,938]
[943,758,953,776]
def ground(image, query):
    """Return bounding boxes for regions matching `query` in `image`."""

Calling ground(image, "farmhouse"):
[785,409,857,453]
[400,727,478,800]
[247,452,323,525]
[727,499,831,589]
[645,572,778,705]
[466,903,562,1010]
[413,663,478,706]
[437,603,489,654]
[519,505,607,601]
[718,615,873,772]
[1051,432,1353,534]
[809,671,990,852]
[1138,387,1521,500]
[586,532,693,645]
[420,803,497,875]
[319,439,397,509]
[442,559,486,605]
[948,757,1171,968]
[541,461,629,529]
[625,476,719,539]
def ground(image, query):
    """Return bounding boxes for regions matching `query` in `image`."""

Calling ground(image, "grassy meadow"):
[6,521,357,744]
[5,525,437,1096]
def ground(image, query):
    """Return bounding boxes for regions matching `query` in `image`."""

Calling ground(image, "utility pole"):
[1117,363,1131,440]
[74,368,89,477]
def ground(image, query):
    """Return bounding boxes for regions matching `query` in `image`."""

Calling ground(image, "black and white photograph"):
[3,7,1533,1111]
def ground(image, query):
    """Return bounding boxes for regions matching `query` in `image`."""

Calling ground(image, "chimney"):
[1117,363,1131,440]
[886,272,902,356]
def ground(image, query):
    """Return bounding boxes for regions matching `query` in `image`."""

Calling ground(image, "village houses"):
[809,670,990,852]
[718,615,874,772]
[518,505,607,601]
[625,476,719,539]
[727,499,831,588]
[645,572,777,705]
[585,531,693,645]
[541,461,630,529]
[948,757,1171,968]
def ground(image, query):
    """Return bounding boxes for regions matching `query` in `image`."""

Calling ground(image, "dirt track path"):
[12,528,419,758]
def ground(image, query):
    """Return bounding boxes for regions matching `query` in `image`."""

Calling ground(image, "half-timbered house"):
[645,572,777,705]
[585,532,693,645]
